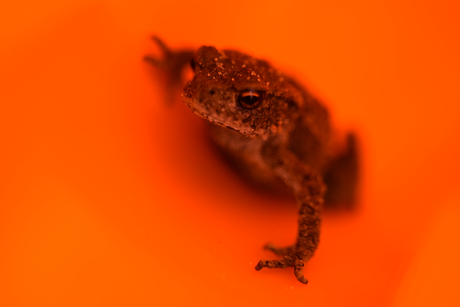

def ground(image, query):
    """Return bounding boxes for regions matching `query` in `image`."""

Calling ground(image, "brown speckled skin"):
[146,39,358,284]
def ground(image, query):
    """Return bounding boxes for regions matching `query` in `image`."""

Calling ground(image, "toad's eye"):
[238,90,265,109]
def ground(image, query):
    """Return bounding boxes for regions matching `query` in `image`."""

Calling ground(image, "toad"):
[145,37,358,284]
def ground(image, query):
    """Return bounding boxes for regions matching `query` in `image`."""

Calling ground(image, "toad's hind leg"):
[323,133,359,209]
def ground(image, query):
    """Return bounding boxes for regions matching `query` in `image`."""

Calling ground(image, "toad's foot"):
[255,251,308,284]
[144,36,194,104]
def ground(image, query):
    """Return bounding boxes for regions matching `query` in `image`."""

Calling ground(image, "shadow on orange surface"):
[1,1,459,306]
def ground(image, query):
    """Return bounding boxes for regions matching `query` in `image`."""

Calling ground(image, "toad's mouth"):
[190,107,225,126]
[185,104,256,137]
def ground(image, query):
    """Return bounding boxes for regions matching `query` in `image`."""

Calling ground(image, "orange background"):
[1,0,460,306]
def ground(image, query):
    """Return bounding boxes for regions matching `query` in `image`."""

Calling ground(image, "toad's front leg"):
[256,147,326,284]
[144,36,194,104]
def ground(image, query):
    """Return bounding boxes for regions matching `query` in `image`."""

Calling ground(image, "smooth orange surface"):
[1,1,459,306]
